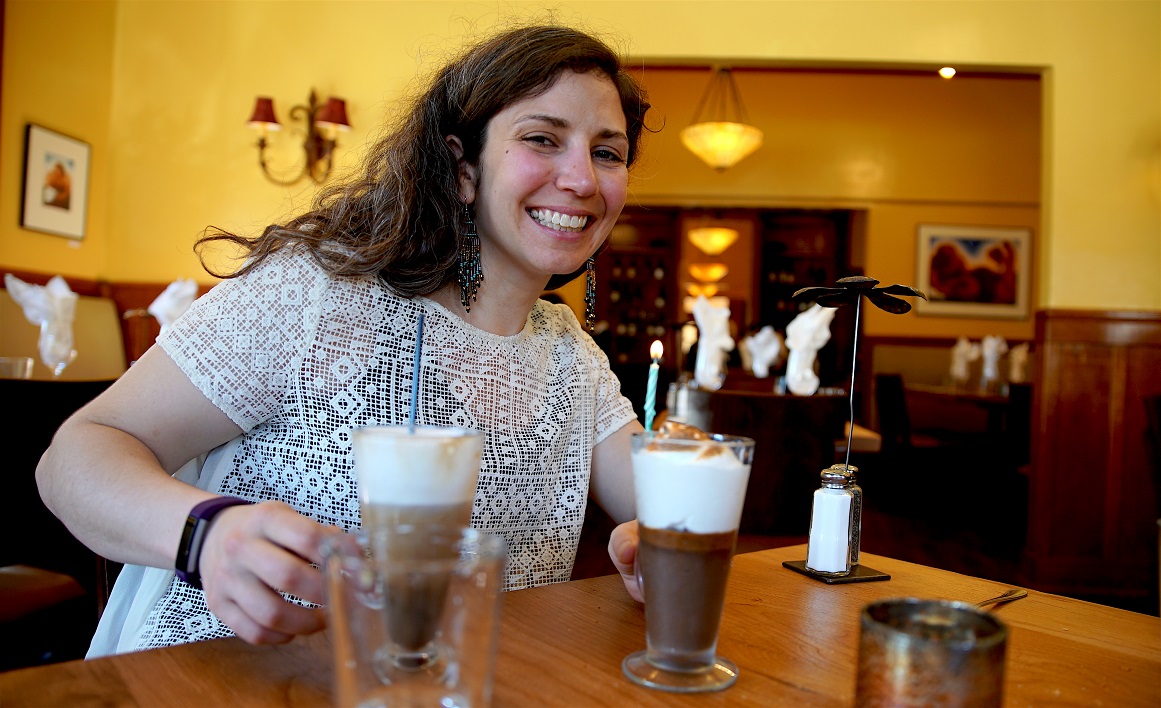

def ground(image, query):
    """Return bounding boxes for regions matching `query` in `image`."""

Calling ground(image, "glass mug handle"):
[634,550,644,597]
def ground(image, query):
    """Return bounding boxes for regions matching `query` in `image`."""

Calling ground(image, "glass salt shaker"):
[830,463,862,566]
[805,466,854,577]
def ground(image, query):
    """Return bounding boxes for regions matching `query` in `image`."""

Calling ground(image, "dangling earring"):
[458,204,482,312]
[584,256,596,333]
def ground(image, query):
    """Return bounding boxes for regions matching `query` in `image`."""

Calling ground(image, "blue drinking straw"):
[409,313,424,433]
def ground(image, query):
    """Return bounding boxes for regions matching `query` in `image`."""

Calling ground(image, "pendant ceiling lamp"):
[686,226,739,256]
[688,263,730,283]
[680,66,764,171]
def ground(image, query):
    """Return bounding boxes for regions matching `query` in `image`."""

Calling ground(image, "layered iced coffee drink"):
[624,425,754,693]
[353,425,482,531]
[351,425,483,657]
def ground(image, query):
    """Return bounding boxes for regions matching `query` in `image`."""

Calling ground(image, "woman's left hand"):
[608,519,642,603]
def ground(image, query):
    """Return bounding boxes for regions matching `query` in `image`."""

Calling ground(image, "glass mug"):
[622,431,754,693]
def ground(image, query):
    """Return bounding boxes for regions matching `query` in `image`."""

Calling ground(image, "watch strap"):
[175,496,252,589]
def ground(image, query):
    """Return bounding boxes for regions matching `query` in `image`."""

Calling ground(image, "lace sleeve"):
[551,303,637,445]
[157,251,328,431]
[591,344,637,444]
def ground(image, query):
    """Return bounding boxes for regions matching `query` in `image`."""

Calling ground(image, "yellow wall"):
[0,0,115,277]
[635,67,1041,339]
[631,68,1041,206]
[2,1,1158,336]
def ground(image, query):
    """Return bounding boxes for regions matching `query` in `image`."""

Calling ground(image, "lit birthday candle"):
[643,340,663,431]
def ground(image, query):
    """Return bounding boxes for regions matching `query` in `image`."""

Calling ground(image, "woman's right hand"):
[197,501,341,644]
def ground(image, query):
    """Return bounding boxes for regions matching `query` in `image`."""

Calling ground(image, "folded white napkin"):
[147,278,198,332]
[784,304,835,396]
[1008,342,1030,384]
[692,295,734,390]
[949,337,981,385]
[5,273,78,374]
[980,335,1009,387]
[744,325,783,379]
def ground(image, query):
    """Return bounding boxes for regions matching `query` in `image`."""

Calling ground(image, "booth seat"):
[0,289,127,381]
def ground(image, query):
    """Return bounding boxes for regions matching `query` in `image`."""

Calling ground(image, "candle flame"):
[650,340,663,361]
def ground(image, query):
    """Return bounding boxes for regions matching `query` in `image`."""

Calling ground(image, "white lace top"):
[121,249,636,651]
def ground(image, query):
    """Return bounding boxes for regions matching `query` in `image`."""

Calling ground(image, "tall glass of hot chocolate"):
[622,426,754,693]
[351,425,484,667]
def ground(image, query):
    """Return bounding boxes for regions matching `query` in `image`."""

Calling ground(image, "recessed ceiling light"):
[939,67,956,79]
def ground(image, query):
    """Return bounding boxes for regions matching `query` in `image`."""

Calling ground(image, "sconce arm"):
[252,90,340,186]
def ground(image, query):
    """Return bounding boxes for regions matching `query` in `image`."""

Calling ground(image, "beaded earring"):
[458,205,482,312]
[584,256,596,332]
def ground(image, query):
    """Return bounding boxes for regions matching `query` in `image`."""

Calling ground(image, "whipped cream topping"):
[632,441,751,534]
[529,208,588,232]
[353,426,483,506]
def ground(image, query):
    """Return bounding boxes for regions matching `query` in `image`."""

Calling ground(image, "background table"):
[2,545,1157,706]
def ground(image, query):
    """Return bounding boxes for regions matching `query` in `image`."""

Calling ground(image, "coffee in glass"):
[623,428,754,692]
[351,425,484,662]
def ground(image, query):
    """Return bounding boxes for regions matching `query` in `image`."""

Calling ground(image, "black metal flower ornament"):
[792,276,927,470]
[792,275,927,315]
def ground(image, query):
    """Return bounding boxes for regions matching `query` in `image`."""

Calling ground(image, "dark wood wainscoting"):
[1026,309,1161,605]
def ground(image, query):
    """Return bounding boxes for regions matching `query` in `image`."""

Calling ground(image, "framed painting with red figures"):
[20,124,91,240]
[915,224,1031,319]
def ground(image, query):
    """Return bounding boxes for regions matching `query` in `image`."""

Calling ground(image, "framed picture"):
[915,224,1031,319]
[20,124,91,240]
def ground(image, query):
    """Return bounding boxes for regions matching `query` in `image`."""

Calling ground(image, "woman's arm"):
[590,420,644,602]
[589,419,640,525]
[37,346,242,566]
[36,345,336,643]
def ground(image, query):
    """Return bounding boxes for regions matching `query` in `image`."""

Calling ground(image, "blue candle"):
[643,340,663,431]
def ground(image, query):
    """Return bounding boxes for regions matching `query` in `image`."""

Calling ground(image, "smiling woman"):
[35,25,654,658]
[449,69,630,331]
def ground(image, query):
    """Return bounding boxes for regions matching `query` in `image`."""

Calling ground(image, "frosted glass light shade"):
[680,121,764,171]
[687,227,739,256]
[688,263,729,282]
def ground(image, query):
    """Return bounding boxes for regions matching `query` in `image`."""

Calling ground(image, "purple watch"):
[175,496,252,589]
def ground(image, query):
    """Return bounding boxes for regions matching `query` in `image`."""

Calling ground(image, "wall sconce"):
[247,89,351,186]
[687,226,740,256]
[680,66,764,171]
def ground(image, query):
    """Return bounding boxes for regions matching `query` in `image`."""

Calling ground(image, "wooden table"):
[2,545,1157,706]
[905,382,1012,436]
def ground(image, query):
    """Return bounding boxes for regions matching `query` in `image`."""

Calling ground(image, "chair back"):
[0,288,128,380]
[874,373,913,451]
[1005,383,1033,468]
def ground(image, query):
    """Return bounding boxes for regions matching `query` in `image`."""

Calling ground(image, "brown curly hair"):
[196,25,651,295]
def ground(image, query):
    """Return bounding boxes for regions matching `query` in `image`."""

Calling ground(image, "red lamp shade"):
[316,97,351,130]
[247,97,280,129]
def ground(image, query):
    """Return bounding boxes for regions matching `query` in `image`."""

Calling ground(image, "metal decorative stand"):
[782,276,927,584]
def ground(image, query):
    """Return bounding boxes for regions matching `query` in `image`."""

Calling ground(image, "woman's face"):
[455,70,630,291]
